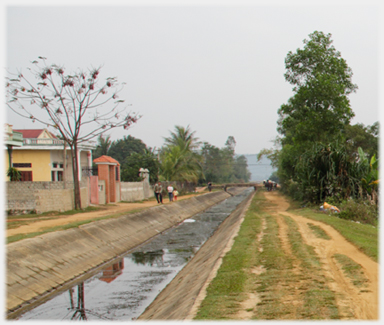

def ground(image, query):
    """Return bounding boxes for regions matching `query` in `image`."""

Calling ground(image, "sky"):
[3,0,381,155]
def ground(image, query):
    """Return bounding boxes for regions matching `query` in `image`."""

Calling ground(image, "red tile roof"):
[13,129,57,139]
[13,129,44,139]
[93,155,120,166]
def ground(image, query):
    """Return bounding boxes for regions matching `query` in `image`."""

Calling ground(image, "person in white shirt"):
[167,185,174,202]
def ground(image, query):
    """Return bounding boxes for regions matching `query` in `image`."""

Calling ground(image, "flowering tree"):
[6,57,140,209]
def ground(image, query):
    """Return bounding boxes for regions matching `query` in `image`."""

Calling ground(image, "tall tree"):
[278,31,357,146]
[276,31,358,197]
[6,57,139,209]
[164,125,201,151]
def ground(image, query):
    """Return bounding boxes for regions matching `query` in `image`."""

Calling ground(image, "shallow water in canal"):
[18,188,253,320]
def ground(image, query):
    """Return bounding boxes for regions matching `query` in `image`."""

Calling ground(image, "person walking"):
[207,182,212,192]
[154,182,163,204]
[173,188,179,201]
[167,184,174,202]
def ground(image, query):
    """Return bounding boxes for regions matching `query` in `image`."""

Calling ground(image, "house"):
[4,124,24,170]
[6,128,95,182]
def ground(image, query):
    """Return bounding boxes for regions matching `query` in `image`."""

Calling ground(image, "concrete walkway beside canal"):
[6,190,236,319]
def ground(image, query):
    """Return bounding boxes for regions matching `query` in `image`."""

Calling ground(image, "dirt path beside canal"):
[139,191,378,320]
[6,192,206,238]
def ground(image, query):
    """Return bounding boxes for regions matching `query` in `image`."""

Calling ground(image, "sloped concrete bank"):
[7,190,237,318]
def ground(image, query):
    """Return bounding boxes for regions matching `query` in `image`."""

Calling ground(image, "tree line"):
[93,126,251,185]
[259,31,379,209]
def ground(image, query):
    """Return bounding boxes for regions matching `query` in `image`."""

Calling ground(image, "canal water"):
[18,188,253,321]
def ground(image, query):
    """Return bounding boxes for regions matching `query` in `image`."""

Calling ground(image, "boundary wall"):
[6,179,89,214]
[6,190,234,318]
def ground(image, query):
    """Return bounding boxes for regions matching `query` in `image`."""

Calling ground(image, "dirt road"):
[6,193,204,238]
[243,191,378,320]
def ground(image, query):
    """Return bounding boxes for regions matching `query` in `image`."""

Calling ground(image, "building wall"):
[11,150,51,181]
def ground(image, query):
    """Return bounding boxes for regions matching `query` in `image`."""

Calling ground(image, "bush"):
[338,198,378,226]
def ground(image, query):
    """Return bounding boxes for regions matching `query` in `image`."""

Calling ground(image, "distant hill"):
[242,154,276,182]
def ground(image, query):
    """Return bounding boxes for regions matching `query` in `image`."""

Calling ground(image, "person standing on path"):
[173,188,179,201]
[154,182,163,204]
[167,184,174,202]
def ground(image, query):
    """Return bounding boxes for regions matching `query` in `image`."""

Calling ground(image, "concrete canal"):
[16,188,254,320]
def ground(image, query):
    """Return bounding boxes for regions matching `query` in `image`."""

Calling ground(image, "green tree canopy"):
[108,135,147,164]
[278,31,357,146]
[120,150,160,183]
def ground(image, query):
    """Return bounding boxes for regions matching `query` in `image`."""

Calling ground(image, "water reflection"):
[131,250,165,266]
[68,283,86,320]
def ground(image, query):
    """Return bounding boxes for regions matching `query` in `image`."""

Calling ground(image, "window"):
[20,171,33,181]
[13,163,32,168]
[52,170,64,181]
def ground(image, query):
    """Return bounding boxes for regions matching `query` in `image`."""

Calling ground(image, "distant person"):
[207,182,212,192]
[167,184,174,202]
[173,188,179,201]
[154,182,163,204]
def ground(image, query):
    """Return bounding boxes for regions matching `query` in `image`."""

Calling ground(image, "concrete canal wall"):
[6,190,237,318]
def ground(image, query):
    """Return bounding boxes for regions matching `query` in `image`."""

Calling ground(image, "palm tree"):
[160,145,202,182]
[164,125,201,152]
[160,126,203,182]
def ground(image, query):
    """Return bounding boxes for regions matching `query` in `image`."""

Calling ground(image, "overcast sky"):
[3,0,381,155]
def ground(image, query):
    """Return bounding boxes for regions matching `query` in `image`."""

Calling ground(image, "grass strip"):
[194,191,264,320]
[333,253,369,288]
[307,223,331,240]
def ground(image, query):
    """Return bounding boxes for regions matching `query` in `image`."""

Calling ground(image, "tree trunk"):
[63,141,67,189]
[71,144,82,209]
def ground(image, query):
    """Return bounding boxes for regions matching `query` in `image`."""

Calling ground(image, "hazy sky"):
[3,0,380,155]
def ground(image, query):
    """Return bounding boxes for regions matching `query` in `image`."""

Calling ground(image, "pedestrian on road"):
[208,182,212,192]
[154,182,163,204]
[173,188,179,201]
[167,184,174,202]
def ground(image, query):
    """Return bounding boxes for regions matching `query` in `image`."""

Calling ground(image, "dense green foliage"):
[94,125,251,185]
[260,30,379,212]
[93,134,160,183]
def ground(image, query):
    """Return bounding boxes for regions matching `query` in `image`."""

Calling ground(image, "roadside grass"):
[194,191,264,320]
[307,223,331,240]
[289,208,378,262]
[333,254,369,288]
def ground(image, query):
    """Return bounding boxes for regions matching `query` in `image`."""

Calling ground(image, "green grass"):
[333,253,369,288]
[195,192,264,319]
[289,208,378,262]
[307,223,331,240]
